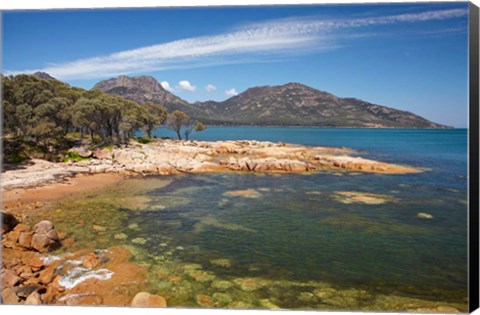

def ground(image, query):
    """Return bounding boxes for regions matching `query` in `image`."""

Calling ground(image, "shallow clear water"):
[42,128,468,310]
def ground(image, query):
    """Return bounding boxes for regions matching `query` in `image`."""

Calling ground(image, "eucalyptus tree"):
[143,102,168,139]
[166,110,190,140]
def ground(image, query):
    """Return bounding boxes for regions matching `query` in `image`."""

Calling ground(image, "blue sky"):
[3,3,469,127]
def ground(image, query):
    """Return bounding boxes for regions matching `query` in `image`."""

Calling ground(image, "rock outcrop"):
[2,217,150,307]
[1,140,422,191]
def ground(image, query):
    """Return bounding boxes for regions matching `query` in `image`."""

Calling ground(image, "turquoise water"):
[137,127,468,303]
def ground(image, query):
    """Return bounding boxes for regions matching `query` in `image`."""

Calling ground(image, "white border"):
[1,1,478,315]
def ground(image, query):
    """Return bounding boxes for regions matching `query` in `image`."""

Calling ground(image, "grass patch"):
[63,151,91,162]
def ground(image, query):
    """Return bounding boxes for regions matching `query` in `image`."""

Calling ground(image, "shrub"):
[63,151,91,162]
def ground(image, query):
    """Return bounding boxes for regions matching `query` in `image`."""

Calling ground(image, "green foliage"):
[2,74,169,155]
[143,102,168,138]
[195,122,207,132]
[136,137,152,144]
[63,151,91,162]
[6,153,27,164]
[2,136,74,163]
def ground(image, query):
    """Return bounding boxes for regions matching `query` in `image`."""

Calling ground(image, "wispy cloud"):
[7,8,467,80]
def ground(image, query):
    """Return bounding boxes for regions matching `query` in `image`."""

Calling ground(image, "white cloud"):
[205,84,217,93]
[177,80,196,92]
[225,88,238,97]
[160,81,174,92]
[7,8,468,80]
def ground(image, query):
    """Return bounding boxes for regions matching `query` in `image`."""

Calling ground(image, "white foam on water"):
[58,267,114,289]
[41,252,75,265]
[66,259,83,266]
[40,254,62,265]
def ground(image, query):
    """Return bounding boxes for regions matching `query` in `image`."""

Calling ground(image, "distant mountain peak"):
[94,75,206,117]
[33,72,56,80]
[193,82,450,128]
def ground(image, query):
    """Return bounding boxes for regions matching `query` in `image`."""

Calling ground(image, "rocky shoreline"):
[1,212,166,306]
[1,139,422,191]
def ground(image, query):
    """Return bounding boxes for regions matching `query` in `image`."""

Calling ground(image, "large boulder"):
[2,287,20,304]
[93,148,113,160]
[131,292,167,308]
[17,231,34,248]
[25,291,42,305]
[31,220,60,252]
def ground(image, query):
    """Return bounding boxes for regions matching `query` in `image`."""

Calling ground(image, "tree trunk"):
[176,130,182,140]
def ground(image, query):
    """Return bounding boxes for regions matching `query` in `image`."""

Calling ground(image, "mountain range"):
[38,73,450,128]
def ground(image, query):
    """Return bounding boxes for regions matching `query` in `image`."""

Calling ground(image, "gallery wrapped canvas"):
[1,0,479,314]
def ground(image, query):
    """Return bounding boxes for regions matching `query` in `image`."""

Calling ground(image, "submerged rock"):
[234,278,260,292]
[332,191,395,205]
[128,223,139,230]
[211,280,234,291]
[210,258,232,268]
[223,189,262,198]
[298,291,317,303]
[417,212,434,219]
[187,270,216,283]
[212,292,232,306]
[131,238,147,245]
[259,298,282,309]
[92,225,107,232]
[114,233,128,240]
[196,294,214,307]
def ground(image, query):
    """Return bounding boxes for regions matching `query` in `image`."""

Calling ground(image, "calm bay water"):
[46,128,468,309]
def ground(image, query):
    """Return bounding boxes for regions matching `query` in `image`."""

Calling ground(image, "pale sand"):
[2,173,124,212]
